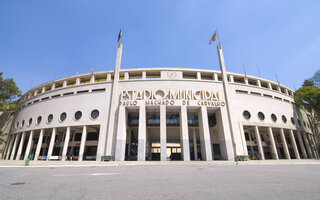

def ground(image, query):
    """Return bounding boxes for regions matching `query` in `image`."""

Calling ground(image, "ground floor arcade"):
[243,126,319,160]
[2,125,100,161]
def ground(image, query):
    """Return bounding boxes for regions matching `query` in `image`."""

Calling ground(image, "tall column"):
[297,131,308,159]
[78,125,87,161]
[10,133,20,160]
[96,123,107,161]
[193,128,198,161]
[180,105,190,161]
[280,129,290,159]
[115,106,127,161]
[198,106,212,161]
[24,131,34,160]
[137,103,146,161]
[2,135,11,159]
[267,127,278,160]
[16,132,26,160]
[302,131,313,158]
[289,130,300,159]
[61,127,71,161]
[5,134,15,160]
[105,42,123,157]
[254,126,265,160]
[47,128,56,160]
[34,129,44,161]
[216,108,234,160]
[160,105,167,161]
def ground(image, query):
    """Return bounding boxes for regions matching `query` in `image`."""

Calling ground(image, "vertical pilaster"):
[289,130,300,159]
[297,131,308,159]
[280,129,290,159]
[160,105,167,161]
[115,106,127,161]
[10,133,20,160]
[254,126,265,160]
[137,103,146,161]
[302,131,313,158]
[90,75,95,83]
[267,127,278,160]
[79,125,87,161]
[180,105,190,161]
[198,106,212,161]
[34,129,44,161]
[47,128,56,160]
[193,128,198,161]
[61,127,71,161]
[16,132,26,160]
[24,130,34,160]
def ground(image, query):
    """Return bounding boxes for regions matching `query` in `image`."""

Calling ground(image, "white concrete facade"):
[2,43,319,162]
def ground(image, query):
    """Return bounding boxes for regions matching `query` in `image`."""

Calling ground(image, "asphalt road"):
[0,162,319,200]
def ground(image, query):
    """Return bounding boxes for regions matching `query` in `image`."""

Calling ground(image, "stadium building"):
[2,41,319,162]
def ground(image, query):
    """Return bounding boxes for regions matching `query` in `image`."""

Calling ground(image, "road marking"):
[52,173,120,177]
[125,163,136,166]
[0,164,119,168]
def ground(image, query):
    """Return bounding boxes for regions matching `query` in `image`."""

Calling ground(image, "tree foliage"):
[294,86,320,113]
[0,72,21,111]
[309,69,320,88]
[295,70,320,151]
[0,72,21,145]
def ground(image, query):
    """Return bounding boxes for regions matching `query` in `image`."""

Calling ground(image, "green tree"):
[0,72,22,145]
[295,70,320,152]
[294,86,320,112]
[309,69,320,88]
[0,72,22,111]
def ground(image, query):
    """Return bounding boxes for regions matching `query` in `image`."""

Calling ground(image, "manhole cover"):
[10,182,25,186]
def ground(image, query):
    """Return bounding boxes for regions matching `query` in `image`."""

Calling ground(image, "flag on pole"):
[209,30,217,45]
[118,28,122,43]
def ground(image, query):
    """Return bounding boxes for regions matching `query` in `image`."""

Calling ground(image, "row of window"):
[243,110,308,127]
[235,90,293,104]
[14,109,100,130]
[21,88,106,108]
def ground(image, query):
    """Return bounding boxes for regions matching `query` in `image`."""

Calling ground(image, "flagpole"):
[215,32,237,161]
[216,28,221,46]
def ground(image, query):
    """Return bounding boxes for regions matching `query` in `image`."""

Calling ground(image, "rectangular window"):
[92,88,106,92]
[63,92,74,96]
[77,90,89,94]
[274,96,282,100]
[236,90,248,94]
[52,94,61,98]
[74,133,82,141]
[245,132,250,141]
[263,94,272,98]
[250,92,261,96]
[87,132,99,141]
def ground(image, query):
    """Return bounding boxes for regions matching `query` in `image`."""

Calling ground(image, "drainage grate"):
[10,182,25,186]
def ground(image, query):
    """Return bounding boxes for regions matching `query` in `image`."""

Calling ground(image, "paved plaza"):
[0,160,320,200]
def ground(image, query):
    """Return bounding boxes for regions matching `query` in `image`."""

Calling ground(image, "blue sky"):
[0,1,319,94]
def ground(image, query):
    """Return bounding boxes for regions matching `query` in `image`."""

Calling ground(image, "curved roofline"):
[21,67,294,101]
